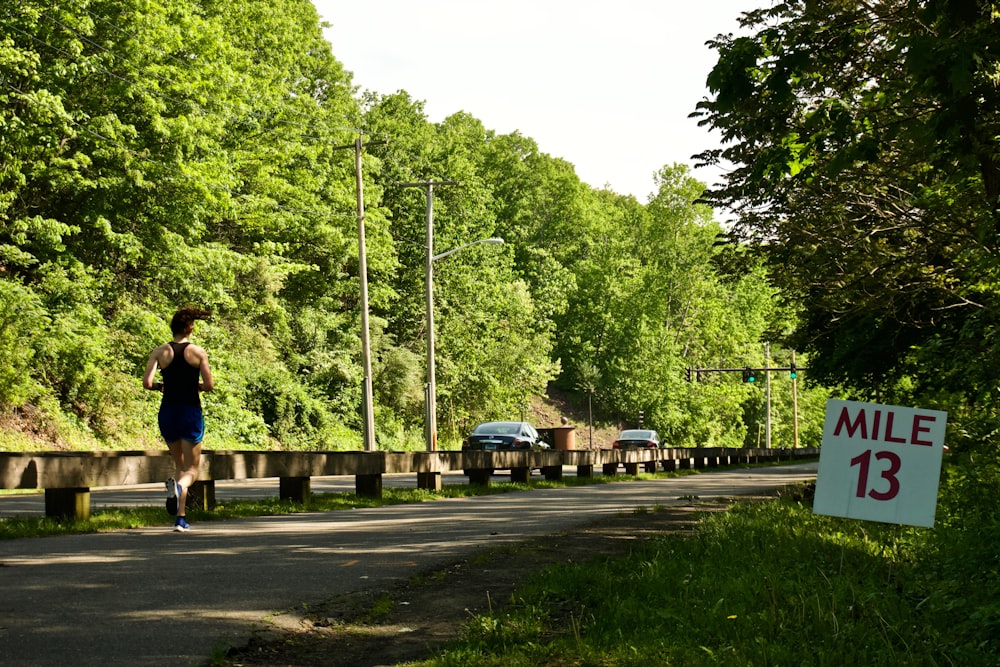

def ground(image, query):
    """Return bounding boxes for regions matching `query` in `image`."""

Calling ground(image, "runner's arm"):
[198,351,214,392]
[142,349,163,391]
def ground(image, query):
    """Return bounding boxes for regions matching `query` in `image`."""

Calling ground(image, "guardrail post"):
[44,488,90,521]
[467,469,491,486]
[416,471,442,491]
[576,464,594,478]
[510,467,531,483]
[187,480,216,511]
[279,476,311,504]
[541,465,562,481]
[356,474,382,498]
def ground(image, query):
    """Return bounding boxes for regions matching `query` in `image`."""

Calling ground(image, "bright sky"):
[314,1,759,201]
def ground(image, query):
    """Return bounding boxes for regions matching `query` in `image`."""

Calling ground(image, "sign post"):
[813,399,947,528]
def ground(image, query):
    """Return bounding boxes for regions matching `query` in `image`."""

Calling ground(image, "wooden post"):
[44,488,90,521]
[416,471,442,491]
[356,474,383,498]
[186,480,216,511]
[510,467,531,483]
[279,476,311,504]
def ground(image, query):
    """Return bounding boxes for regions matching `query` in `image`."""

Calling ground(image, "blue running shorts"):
[158,404,205,444]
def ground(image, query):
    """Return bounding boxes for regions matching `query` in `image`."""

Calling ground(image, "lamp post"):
[432,237,505,261]
[397,181,506,451]
[423,235,504,451]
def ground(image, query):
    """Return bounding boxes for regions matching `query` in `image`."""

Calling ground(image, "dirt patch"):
[0,405,72,450]
[528,385,625,450]
[220,497,771,667]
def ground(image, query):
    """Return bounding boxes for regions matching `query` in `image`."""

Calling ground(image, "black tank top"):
[161,342,201,407]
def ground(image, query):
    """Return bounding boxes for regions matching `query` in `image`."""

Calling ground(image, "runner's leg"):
[176,440,202,517]
[165,441,183,515]
[167,440,183,472]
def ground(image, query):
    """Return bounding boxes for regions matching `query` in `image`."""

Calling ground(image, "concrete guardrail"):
[0,447,820,520]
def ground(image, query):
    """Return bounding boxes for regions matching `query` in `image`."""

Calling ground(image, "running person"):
[143,308,214,532]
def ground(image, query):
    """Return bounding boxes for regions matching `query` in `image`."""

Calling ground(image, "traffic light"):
[742,367,756,383]
[686,367,692,382]
[789,362,797,380]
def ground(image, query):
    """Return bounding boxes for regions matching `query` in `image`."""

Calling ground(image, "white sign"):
[813,399,947,528]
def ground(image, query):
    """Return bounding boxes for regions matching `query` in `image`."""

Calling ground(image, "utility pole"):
[354,136,376,452]
[334,134,385,452]
[588,389,593,448]
[398,180,460,452]
[792,350,800,449]
[764,342,772,449]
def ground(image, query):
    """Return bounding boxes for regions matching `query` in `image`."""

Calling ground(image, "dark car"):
[462,421,551,451]
[613,429,661,449]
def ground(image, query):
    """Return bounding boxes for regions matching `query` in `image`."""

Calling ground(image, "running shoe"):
[173,516,190,532]
[165,478,179,516]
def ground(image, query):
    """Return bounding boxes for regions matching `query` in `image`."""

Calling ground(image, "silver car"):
[613,429,661,449]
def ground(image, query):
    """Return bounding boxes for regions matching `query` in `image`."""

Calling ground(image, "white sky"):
[314,1,759,201]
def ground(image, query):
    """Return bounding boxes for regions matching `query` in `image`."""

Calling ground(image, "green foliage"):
[550,164,815,447]
[0,280,46,407]
[1,0,370,450]
[1,0,825,452]
[694,1,1000,416]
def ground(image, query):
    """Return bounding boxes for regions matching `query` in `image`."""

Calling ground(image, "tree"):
[1,0,370,449]
[361,97,560,436]
[693,1,1000,410]
[555,164,779,446]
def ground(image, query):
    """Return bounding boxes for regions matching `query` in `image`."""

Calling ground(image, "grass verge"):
[413,462,1000,667]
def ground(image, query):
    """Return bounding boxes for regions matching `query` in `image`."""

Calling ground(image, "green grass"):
[417,463,1000,667]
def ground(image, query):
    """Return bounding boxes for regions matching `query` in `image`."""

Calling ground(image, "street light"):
[398,181,506,451]
[425,236,504,451]
[432,237,505,261]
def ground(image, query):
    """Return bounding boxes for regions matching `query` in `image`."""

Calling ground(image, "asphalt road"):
[0,463,817,667]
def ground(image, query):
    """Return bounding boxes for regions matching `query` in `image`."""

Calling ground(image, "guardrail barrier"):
[0,447,819,520]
